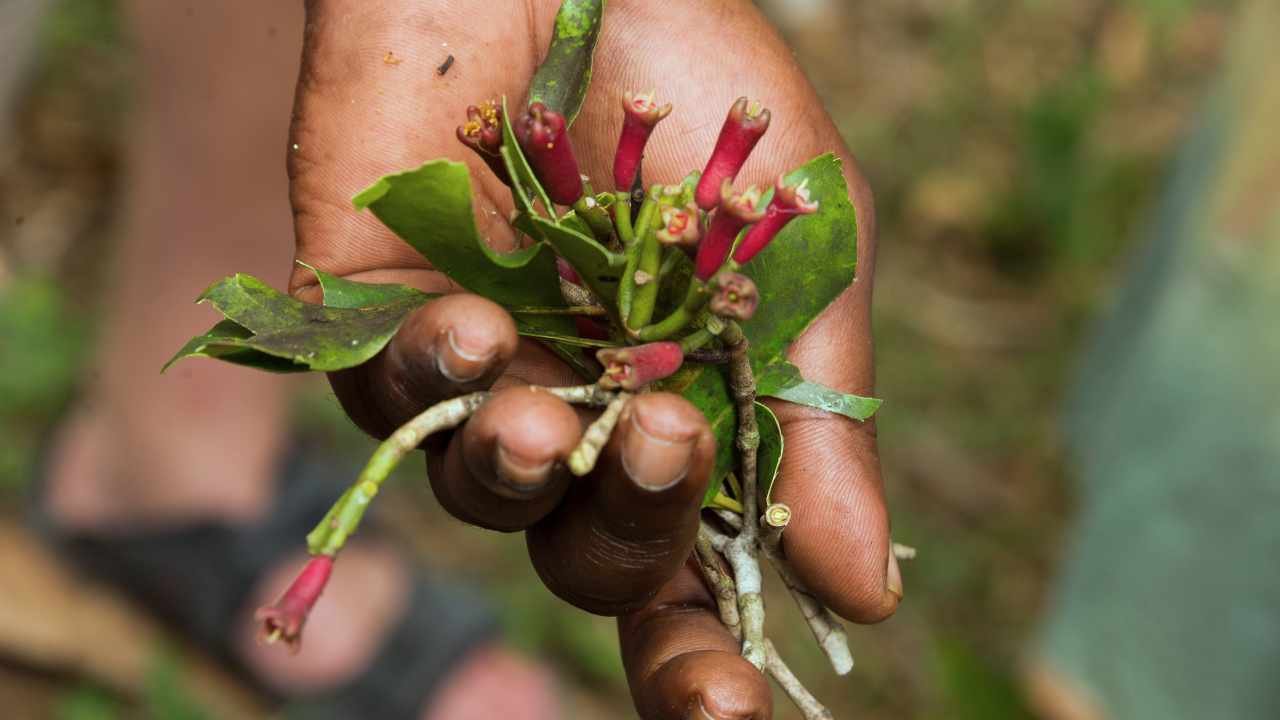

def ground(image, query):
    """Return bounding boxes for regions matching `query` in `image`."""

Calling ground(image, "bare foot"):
[46,411,560,720]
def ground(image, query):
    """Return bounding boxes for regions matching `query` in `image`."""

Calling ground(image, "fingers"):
[428,386,581,532]
[330,294,518,439]
[525,393,715,615]
[618,562,772,720]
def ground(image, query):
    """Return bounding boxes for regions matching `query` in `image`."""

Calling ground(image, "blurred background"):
[0,0,1257,718]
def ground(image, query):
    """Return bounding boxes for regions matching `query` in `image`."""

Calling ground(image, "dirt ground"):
[0,0,1235,717]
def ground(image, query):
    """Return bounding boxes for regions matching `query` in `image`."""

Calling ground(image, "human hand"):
[287,1,897,717]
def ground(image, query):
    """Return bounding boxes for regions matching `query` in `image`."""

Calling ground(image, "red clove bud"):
[656,203,702,249]
[613,91,672,191]
[515,102,583,206]
[694,180,764,281]
[254,555,334,654]
[694,97,771,211]
[709,271,759,320]
[597,342,684,390]
[456,100,511,185]
[732,175,819,266]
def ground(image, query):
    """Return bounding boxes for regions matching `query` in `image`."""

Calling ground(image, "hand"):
[287,1,898,717]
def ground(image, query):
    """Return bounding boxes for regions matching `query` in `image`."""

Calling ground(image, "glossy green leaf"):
[528,0,604,126]
[528,215,624,302]
[742,153,858,364]
[166,319,309,373]
[353,159,566,309]
[298,261,431,309]
[164,274,425,373]
[757,360,881,422]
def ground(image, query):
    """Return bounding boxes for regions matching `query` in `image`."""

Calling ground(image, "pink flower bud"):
[732,175,819,266]
[597,342,684,390]
[613,91,672,190]
[694,180,764,281]
[656,203,702,249]
[515,102,583,206]
[455,100,511,185]
[709,272,759,320]
[694,97,771,211]
[254,555,334,654]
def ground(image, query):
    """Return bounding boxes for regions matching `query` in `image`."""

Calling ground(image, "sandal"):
[28,436,498,719]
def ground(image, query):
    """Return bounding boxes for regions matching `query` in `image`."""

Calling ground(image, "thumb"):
[767,158,900,624]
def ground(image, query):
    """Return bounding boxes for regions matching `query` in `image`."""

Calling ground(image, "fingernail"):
[621,405,694,491]
[435,327,493,383]
[886,544,904,600]
[491,444,555,497]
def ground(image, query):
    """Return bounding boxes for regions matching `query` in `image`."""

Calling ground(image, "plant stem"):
[678,327,716,355]
[568,392,630,475]
[657,245,684,282]
[708,491,743,514]
[627,219,663,330]
[719,320,767,668]
[702,516,836,718]
[307,392,490,556]
[306,385,617,558]
[508,305,608,316]
[572,195,615,243]
[632,184,663,242]
[764,639,835,720]
[695,525,741,640]
[617,185,661,321]
[634,279,709,341]
[612,192,635,247]
[761,529,854,675]
[686,346,733,364]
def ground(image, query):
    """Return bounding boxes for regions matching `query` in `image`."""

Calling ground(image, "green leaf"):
[353,159,566,310]
[755,402,784,505]
[513,326,619,349]
[528,0,605,126]
[742,153,858,365]
[528,215,624,302]
[771,380,881,422]
[166,319,309,373]
[667,153,866,505]
[164,274,426,373]
[757,360,881,422]
[298,261,432,309]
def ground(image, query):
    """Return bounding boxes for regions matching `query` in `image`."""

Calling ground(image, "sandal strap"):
[286,577,498,720]
[29,437,497,714]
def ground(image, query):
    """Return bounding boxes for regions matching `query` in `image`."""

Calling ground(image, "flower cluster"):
[455,92,820,390]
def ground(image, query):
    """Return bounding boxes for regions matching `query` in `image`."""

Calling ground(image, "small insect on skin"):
[437,54,455,76]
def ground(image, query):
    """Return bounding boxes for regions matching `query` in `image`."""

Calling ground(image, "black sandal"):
[28,437,497,719]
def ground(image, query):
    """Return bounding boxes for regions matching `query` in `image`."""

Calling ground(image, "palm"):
[288,1,895,717]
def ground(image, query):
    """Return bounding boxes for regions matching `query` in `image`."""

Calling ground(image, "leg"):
[43,3,557,716]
